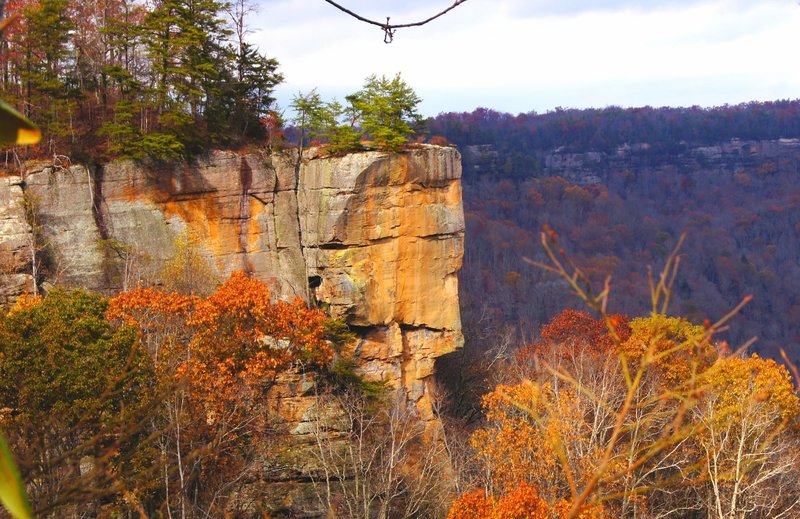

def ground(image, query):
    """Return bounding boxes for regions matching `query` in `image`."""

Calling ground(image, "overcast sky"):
[251,0,800,117]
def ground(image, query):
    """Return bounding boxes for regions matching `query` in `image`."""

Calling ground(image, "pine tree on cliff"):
[14,0,76,142]
[143,0,231,156]
[214,0,284,144]
[347,73,423,152]
[291,73,424,154]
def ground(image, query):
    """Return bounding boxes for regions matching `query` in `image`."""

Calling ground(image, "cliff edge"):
[0,145,464,424]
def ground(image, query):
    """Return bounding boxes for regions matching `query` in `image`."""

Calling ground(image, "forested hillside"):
[5,0,800,517]
[430,102,800,362]
[0,0,283,162]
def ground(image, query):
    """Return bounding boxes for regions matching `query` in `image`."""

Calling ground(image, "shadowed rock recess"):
[0,144,464,428]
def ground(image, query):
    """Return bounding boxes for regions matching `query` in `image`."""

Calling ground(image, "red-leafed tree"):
[107,270,334,516]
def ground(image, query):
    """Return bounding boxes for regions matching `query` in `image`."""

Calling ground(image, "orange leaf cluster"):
[540,309,630,351]
[107,270,333,414]
[7,293,42,314]
[516,309,630,367]
[107,285,198,326]
[448,482,605,519]
[471,382,559,491]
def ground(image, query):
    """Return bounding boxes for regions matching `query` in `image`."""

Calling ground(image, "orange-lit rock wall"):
[16,145,464,422]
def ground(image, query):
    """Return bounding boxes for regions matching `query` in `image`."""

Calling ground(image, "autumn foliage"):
[450,308,800,518]
[0,270,344,515]
[515,309,630,369]
[108,270,332,414]
[540,309,630,351]
[448,482,590,519]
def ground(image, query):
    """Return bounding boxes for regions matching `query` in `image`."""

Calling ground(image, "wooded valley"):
[2,0,800,516]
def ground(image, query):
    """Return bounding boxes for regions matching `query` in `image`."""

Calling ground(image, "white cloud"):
[251,0,800,116]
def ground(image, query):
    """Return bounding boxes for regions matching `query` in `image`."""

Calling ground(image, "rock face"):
[0,176,34,303]
[298,149,464,421]
[2,145,464,424]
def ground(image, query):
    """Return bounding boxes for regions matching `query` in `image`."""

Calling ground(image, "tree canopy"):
[291,73,423,154]
[448,309,800,518]
[1,0,284,161]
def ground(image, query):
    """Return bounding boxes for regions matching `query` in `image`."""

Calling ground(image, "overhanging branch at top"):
[322,0,469,43]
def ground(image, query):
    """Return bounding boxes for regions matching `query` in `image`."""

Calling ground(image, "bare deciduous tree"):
[307,389,452,518]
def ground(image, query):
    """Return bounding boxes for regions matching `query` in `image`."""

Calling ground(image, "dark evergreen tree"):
[18,0,78,147]
[0,0,284,161]
[207,42,282,145]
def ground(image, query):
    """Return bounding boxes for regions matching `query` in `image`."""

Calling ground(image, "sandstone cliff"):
[0,145,464,427]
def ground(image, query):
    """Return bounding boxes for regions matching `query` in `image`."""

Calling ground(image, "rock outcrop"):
[1,145,464,425]
[0,176,34,302]
[464,138,800,187]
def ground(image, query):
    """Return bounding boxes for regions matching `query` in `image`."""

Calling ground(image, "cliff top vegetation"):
[0,0,427,168]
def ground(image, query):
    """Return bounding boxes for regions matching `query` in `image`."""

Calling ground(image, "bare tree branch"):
[322,0,468,43]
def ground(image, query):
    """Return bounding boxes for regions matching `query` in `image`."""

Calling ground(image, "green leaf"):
[0,434,32,519]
